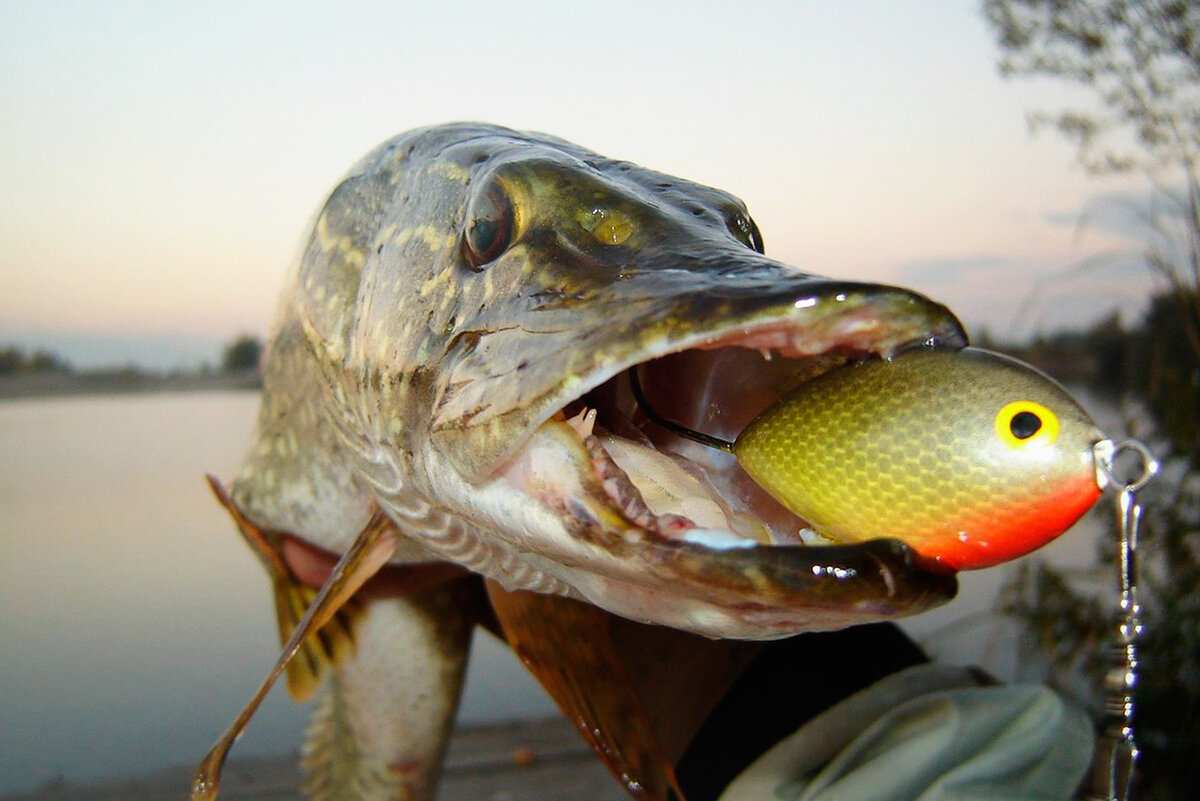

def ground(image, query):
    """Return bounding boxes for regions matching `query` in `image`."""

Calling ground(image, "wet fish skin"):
[231,122,963,636]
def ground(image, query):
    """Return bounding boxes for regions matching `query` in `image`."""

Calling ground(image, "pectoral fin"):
[207,475,364,700]
[192,491,400,801]
[485,582,687,801]
[303,580,476,801]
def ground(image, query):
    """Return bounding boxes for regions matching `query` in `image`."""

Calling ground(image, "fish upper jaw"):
[427,276,967,483]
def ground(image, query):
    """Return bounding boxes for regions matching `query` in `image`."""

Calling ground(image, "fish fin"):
[207,475,363,701]
[485,581,687,801]
[274,579,362,701]
[192,505,399,801]
[302,580,476,801]
[607,618,761,769]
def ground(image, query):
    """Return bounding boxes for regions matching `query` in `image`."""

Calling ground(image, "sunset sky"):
[0,1,1155,369]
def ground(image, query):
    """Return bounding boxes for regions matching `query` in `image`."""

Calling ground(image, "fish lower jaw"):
[361,409,953,639]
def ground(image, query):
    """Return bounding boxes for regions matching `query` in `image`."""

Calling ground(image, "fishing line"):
[629,365,735,452]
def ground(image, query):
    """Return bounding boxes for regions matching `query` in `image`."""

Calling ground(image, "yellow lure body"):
[733,347,1104,571]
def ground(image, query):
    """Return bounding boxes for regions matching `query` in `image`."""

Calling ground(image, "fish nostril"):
[576,207,635,246]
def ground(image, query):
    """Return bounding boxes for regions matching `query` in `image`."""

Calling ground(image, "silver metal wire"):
[1090,439,1159,801]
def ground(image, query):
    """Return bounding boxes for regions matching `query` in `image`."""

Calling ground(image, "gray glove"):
[720,664,1093,801]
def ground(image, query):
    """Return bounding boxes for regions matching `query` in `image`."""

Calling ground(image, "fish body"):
[219,123,982,800]
[735,347,1104,571]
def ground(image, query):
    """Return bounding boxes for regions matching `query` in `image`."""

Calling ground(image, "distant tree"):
[221,335,262,373]
[1128,289,1200,454]
[983,0,1199,174]
[984,5,1200,799]
[0,344,70,375]
[0,346,22,375]
[28,349,69,372]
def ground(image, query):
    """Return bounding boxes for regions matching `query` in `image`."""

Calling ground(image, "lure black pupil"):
[1010,410,1042,440]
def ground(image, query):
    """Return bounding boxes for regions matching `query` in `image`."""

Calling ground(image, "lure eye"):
[995,400,1059,449]
[463,181,514,269]
[1010,411,1041,439]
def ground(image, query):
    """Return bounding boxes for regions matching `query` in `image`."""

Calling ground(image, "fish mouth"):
[517,316,945,549]
[550,339,858,549]
[480,285,967,636]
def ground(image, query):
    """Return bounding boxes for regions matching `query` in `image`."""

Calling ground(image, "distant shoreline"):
[0,369,261,401]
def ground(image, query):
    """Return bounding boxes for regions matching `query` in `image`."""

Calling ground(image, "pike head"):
[239,123,964,639]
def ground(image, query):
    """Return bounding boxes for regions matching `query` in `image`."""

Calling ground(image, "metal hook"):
[628,366,735,452]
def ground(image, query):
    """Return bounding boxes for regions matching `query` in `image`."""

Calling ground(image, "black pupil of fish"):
[469,218,497,251]
[1010,410,1042,440]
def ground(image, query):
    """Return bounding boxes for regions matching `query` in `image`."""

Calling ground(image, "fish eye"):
[994,401,1059,449]
[463,181,514,269]
[729,213,765,254]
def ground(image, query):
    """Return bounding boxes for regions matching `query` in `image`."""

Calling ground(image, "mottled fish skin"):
[232,123,964,636]
[226,123,968,800]
[301,583,474,801]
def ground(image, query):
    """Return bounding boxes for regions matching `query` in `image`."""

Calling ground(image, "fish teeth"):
[565,406,597,438]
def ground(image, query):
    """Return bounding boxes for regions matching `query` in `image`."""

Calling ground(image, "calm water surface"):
[0,392,556,795]
[0,388,1131,795]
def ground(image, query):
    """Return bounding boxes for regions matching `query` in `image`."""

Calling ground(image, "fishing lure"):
[637,346,1106,571]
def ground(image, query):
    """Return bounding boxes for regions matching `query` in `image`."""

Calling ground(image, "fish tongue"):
[190,511,399,801]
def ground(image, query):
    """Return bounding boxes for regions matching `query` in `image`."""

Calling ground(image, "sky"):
[0,0,1161,369]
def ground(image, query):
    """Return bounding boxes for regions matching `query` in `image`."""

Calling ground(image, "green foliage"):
[996,560,1109,698]
[985,310,1131,389]
[221,334,262,373]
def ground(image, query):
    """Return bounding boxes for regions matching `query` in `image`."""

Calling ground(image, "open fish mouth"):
[462,285,967,637]
[528,305,948,548]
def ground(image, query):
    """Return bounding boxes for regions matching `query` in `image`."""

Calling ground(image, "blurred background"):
[1,1,1196,799]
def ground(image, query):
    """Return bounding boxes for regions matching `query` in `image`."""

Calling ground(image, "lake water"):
[0,392,559,795]
[0,389,1128,795]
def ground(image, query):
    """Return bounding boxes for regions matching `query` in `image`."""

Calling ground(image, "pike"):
[196,123,965,801]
